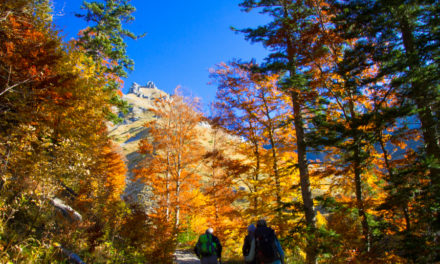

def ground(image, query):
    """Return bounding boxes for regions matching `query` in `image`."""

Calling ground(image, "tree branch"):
[0,78,30,97]
[0,11,12,23]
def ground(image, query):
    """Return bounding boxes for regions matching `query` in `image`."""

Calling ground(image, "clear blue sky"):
[53,0,269,106]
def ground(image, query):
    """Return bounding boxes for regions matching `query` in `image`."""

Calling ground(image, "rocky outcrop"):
[128,81,163,100]
[119,81,169,125]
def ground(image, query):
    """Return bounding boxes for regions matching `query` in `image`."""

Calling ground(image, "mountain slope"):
[108,81,169,201]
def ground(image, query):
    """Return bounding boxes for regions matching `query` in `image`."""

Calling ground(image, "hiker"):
[194,228,222,264]
[243,224,257,264]
[245,219,284,264]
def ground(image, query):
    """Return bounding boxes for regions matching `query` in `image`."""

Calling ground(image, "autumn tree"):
[235,1,337,262]
[310,51,386,257]
[196,116,247,258]
[0,1,143,262]
[211,61,300,222]
[211,61,314,262]
[212,62,266,217]
[135,89,204,261]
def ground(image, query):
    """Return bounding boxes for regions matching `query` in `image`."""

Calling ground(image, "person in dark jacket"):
[247,219,284,264]
[194,228,222,264]
[243,224,257,264]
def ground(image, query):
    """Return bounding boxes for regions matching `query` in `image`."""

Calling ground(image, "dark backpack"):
[197,233,216,257]
[255,226,278,263]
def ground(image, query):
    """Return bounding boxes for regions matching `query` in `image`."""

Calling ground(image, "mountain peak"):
[120,82,169,125]
[129,81,158,96]
[145,81,157,89]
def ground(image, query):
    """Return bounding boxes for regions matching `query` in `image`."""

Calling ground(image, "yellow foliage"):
[316,211,327,228]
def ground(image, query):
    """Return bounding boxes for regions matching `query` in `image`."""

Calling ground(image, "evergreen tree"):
[332,0,440,261]
[75,0,144,122]
[309,46,389,257]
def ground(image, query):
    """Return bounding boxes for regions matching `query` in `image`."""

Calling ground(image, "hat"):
[247,224,256,233]
[256,219,267,227]
[206,228,214,234]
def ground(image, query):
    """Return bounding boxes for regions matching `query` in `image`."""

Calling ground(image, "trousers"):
[201,255,218,264]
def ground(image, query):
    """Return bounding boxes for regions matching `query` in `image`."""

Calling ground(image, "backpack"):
[255,226,278,263]
[197,233,216,257]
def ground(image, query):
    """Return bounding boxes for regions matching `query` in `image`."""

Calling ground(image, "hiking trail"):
[174,250,199,264]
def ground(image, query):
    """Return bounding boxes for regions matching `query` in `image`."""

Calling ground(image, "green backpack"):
[198,234,216,256]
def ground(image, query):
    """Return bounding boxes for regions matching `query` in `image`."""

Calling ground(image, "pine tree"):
[75,0,144,122]
[333,0,440,261]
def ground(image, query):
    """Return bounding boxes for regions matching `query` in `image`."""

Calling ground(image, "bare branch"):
[0,78,31,97]
[0,11,12,23]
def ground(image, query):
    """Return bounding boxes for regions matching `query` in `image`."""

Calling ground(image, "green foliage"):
[177,220,198,248]
[75,0,144,122]
[76,0,141,76]
[332,0,440,261]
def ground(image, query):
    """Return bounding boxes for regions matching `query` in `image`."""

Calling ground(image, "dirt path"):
[174,250,200,264]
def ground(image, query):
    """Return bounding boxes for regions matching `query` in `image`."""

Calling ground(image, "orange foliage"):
[136,88,204,232]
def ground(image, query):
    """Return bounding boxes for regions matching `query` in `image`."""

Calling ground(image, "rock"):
[128,81,163,99]
[129,82,140,94]
[51,198,82,222]
[145,81,157,89]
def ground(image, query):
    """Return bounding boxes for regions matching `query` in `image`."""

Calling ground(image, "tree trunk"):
[166,152,171,221]
[281,2,317,262]
[291,91,316,226]
[291,91,317,264]
[399,14,440,185]
[349,99,370,252]
[283,1,317,260]
[261,92,282,210]
[353,143,371,252]
[211,129,219,222]
[252,138,261,214]
[175,152,181,231]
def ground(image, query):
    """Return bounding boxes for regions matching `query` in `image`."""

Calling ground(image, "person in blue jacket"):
[243,224,257,264]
